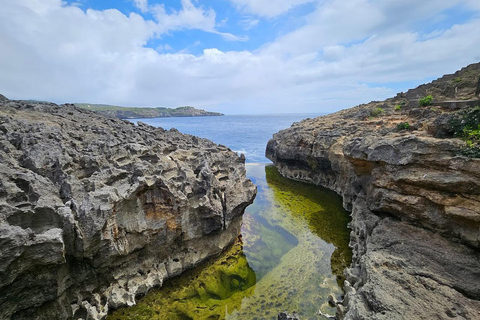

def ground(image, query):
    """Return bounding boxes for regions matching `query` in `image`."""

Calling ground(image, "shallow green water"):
[108,164,351,320]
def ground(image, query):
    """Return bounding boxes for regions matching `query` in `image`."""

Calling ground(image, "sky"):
[1,0,480,114]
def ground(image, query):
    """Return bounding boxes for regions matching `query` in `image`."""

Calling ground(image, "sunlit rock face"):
[0,98,256,320]
[267,63,480,319]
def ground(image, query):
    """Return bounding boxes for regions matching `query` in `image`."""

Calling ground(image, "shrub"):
[418,95,433,107]
[449,106,480,134]
[394,105,402,111]
[454,77,462,83]
[449,106,480,157]
[370,107,384,117]
[397,122,410,130]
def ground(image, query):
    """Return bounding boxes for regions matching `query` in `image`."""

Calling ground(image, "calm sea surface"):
[130,114,323,163]
[111,114,352,320]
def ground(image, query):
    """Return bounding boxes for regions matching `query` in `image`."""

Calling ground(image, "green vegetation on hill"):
[370,107,384,117]
[74,103,224,119]
[418,94,433,106]
[449,105,480,157]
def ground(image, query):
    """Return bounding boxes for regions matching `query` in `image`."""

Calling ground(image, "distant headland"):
[74,103,224,119]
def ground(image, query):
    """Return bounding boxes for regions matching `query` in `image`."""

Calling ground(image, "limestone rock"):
[0,100,256,319]
[267,63,480,319]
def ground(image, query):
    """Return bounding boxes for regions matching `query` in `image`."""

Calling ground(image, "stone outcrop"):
[0,99,256,319]
[266,63,480,319]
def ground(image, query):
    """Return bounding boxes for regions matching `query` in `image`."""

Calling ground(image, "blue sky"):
[1,0,480,114]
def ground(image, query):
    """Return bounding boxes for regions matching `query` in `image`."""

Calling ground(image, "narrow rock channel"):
[108,164,352,320]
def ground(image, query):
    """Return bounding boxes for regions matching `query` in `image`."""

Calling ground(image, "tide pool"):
[108,164,351,320]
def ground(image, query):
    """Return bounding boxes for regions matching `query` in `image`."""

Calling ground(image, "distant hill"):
[74,103,224,119]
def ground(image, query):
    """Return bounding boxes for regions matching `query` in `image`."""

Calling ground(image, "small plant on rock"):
[418,95,433,107]
[397,122,410,130]
[370,107,384,117]
[449,106,480,157]
[394,105,402,111]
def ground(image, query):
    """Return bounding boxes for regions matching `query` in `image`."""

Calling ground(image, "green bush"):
[394,105,402,111]
[453,77,462,83]
[370,107,384,117]
[397,122,410,130]
[449,106,480,157]
[418,95,433,107]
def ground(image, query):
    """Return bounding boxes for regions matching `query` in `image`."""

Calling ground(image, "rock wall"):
[266,63,480,319]
[0,99,256,319]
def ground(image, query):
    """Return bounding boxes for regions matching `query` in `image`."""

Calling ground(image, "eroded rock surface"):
[267,63,480,319]
[0,99,256,319]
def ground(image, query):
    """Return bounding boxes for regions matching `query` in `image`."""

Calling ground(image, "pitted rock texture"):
[0,99,256,319]
[267,63,480,319]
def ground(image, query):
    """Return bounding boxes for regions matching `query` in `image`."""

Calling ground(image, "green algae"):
[241,212,298,279]
[108,164,352,320]
[264,165,352,287]
[108,239,257,320]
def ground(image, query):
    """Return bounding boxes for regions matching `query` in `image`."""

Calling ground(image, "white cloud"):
[151,0,245,41]
[240,17,260,30]
[229,0,316,18]
[152,0,216,33]
[133,0,149,13]
[156,44,173,52]
[215,31,249,42]
[67,1,83,8]
[219,18,229,27]
[262,0,480,56]
[0,0,479,114]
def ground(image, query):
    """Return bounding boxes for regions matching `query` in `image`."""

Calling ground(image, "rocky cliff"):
[0,98,256,319]
[266,63,480,319]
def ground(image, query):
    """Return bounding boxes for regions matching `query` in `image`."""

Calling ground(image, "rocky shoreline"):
[0,98,255,319]
[267,63,480,319]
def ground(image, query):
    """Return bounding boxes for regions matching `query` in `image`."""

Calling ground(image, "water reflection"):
[241,212,298,280]
[108,164,351,320]
[263,165,352,287]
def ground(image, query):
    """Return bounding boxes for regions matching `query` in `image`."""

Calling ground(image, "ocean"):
[130,114,323,163]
